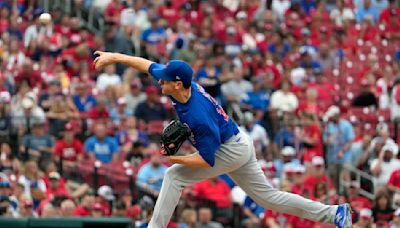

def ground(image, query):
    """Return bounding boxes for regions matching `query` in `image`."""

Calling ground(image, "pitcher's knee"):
[165,166,178,180]
[164,164,185,181]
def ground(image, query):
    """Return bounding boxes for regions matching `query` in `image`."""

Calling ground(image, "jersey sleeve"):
[193,123,221,167]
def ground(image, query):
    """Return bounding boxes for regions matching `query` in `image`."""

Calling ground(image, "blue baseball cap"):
[150,60,193,86]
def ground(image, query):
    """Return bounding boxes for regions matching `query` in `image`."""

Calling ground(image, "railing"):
[341,164,377,200]
[38,0,72,15]
[0,217,133,228]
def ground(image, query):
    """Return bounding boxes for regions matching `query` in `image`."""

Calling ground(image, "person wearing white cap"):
[12,96,46,135]
[110,96,134,126]
[23,11,53,48]
[303,156,332,198]
[323,105,355,191]
[97,185,115,216]
[240,112,269,157]
[274,146,300,178]
[353,208,373,228]
[391,208,400,228]
[371,144,400,188]
[370,122,399,158]
[290,165,306,195]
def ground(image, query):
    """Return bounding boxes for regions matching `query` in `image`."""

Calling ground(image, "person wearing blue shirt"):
[72,81,97,113]
[273,146,301,178]
[299,49,322,71]
[109,97,133,126]
[356,0,380,23]
[141,17,167,45]
[268,33,291,60]
[353,0,388,16]
[395,48,400,62]
[322,106,355,191]
[274,123,296,150]
[137,153,167,200]
[241,77,271,113]
[84,123,119,164]
[301,0,317,15]
[93,51,353,228]
[242,196,265,227]
[195,56,222,99]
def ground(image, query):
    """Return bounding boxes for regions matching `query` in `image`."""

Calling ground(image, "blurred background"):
[0,0,399,227]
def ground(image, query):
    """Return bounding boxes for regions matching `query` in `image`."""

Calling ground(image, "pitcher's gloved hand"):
[160,120,192,156]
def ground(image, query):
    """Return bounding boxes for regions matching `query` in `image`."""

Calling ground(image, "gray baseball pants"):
[149,129,337,227]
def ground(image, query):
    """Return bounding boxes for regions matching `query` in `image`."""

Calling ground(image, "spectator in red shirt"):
[382,9,400,40]
[88,96,110,126]
[300,111,324,164]
[308,71,335,106]
[158,0,181,26]
[104,0,126,25]
[91,202,105,217]
[54,122,83,164]
[0,6,10,33]
[74,193,95,217]
[45,171,70,199]
[263,207,291,227]
[379,0,400,25]
[192,177,232,220]
[357,17,379,42]
[297,88,319,117]
[54,15,71,37]
[388,169,400,192]
[42,161,66,192]
[290,165,306,195]
[303,156,333,198]
[286,213,316,228]
[345,181,372,214]
[353,208,374,228]
[95,185,115,216]
[181,0,204,27]
[14,59,43,89]
[192,177,231,208]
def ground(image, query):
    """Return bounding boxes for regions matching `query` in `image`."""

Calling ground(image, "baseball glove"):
[160,120,192,156]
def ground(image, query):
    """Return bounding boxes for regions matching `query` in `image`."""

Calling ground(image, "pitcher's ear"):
[176,81,183,89]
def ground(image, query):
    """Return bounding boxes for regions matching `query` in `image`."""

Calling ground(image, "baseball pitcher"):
[93,51,352,228]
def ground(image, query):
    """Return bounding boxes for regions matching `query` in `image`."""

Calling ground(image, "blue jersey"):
[149,63,239,166]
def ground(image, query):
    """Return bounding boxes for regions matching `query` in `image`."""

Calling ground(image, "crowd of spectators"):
[0,0,400,227]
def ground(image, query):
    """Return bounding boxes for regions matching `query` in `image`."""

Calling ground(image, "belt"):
[225,128,242,143]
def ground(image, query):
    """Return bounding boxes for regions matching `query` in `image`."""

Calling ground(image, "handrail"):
[341,164,377,200]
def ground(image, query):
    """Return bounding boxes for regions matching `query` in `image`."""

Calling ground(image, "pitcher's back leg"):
[228,155,337,224]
